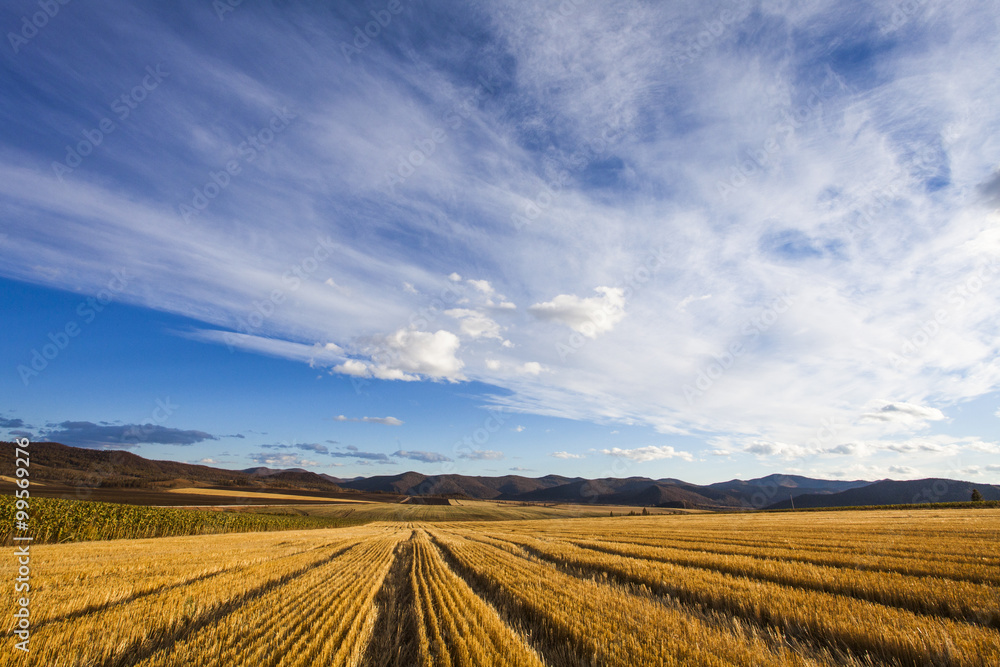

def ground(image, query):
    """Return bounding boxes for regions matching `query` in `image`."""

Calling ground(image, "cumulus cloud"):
[331,359,374,377]
[873,434,995,455]
[519,362,543,375]
[445,308,502,340]
[824,442,863,456]
[393,450,452,462]
[328,449,392,462]
[861,402,946,426]
[743,441,807,460]
[43,421,217,448]
[458,449,504,460]
[600,445,693,462]
[335,330,464,382]
[248,452,319,467]
[262,442,330,454]
[960,439,1000,454]
[551,451,585,459]
[467,279,494,295]
[529,287,626,338]
[333,415,404,426]
[464,279,516,309]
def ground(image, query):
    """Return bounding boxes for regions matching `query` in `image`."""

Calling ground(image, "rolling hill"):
[765,478,1000,509]
[5,441,994,510]
[1,441,345,492]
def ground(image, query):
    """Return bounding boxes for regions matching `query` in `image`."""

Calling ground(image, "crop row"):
[479,530,1000,667]
[487,521,1000,585]
[3,527,376,625]
[134,530,408,667]
[600,528,1000,565]
[0,495,363,544]
[4,527,396,666]
[543,536,1000,625]
[410,530,544,666]
[510,513,1000,553]
[430,528,823,667]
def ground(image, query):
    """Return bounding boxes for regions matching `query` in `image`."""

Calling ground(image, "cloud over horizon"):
[42,421,217,448]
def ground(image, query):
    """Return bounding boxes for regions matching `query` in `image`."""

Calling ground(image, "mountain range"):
[4,441,998,510]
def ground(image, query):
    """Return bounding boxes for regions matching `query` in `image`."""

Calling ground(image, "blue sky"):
[1,0,999,484]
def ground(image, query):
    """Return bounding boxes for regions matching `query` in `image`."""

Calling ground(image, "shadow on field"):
[362,536,420,667]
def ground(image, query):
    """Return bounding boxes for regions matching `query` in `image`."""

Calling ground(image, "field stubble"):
[1,508,997,666]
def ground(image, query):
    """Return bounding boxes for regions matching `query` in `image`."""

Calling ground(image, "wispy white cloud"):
[550,451,584,459]
[677,294,712,312]
[860,401,946,427]
[393,450,452,462]
[458,449,504,460]
[600,446,693,462]
[333,415,404,426]
[184,330,345,367]
[1,1,999,477]
[248,452,319,467]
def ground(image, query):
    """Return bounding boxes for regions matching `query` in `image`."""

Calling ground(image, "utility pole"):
[790,493,795,510]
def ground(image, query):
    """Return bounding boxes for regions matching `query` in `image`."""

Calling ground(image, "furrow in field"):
[429,528,826,667]
[500,521,1000,562]
[491,527,1000,586]
[410,530,544,667]
[539,536,1000,627]
[2,530,353,626]
[134,531,406,667]
[596,531,1000,566]
[485,531,1000,667]
[9,527,398,667]
[501,517,1000,564]
[361,537,420,667]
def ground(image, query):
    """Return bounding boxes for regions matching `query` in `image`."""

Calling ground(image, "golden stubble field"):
[2,508,998,666]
